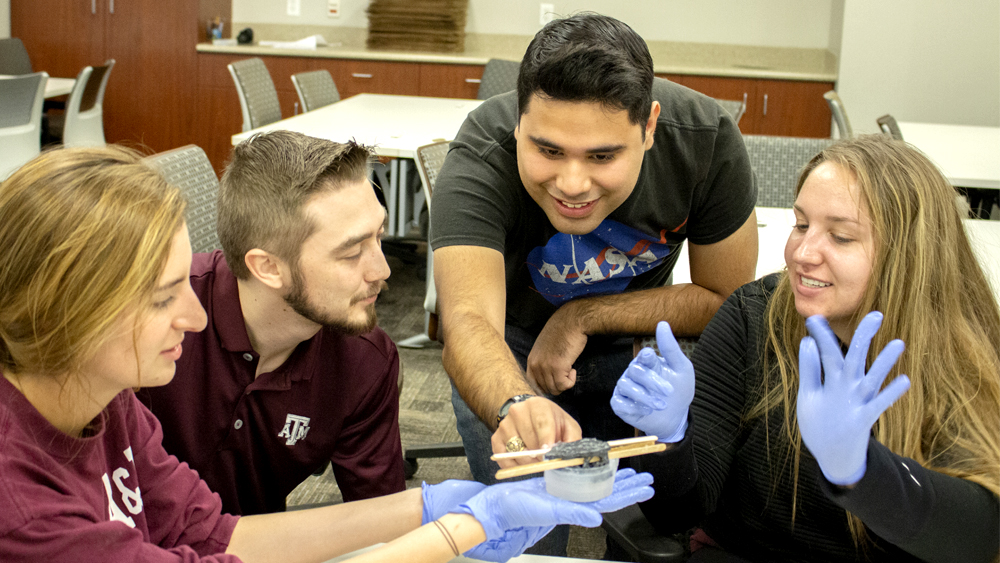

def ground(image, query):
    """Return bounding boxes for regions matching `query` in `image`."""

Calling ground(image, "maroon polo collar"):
[202,252,317,384]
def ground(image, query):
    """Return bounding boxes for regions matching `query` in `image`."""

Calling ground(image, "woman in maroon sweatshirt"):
[0,146,652,563]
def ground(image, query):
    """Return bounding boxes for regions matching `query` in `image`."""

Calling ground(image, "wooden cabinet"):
[418,63,483,99]
[11,2,105,79]
[750,79,834,137]
[12,0,223,153]
[328,59,422,98]
[660,74,834,138]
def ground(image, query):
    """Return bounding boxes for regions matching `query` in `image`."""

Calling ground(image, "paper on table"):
[259,35,333,50]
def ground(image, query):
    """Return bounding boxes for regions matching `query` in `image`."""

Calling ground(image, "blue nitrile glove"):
[421,479,486,524]
[798,312,911,486]
[460,526,552,563]
[610,321,695,443]
[423,479,546,563]
[453,468,654,542]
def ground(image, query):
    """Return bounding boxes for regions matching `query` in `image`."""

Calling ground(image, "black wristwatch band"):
[496,394,535,426]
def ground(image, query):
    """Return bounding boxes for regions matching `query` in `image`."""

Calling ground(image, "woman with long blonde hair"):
[0,147,652,562]
[612,135,999,562]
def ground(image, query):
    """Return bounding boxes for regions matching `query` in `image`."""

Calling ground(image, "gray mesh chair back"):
[291,69,340,112]
[61,60,115,147]
[0,72,48,180]
[877,114,903,140]
[228,58,282,132]
[143,145,222,254]
[413,140,452,342]
[744,135,834,208]
[823,90,853,139]
[400,140,464,471]
[0,38,33,75]
[476,59,520,100]
[415,140,451,205]
[715,96,747,124]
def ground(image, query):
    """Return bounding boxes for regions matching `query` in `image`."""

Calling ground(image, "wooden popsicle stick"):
[495,457,589,480]
[491,446,551,461]
[493,440,667,479]
[608,442,666,459]
[608,435,659,448]
[490,435,659,461]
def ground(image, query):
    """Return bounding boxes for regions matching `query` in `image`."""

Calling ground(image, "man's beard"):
[283,267,386,336]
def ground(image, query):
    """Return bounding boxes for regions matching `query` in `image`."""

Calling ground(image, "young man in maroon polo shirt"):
[138,131,405,515]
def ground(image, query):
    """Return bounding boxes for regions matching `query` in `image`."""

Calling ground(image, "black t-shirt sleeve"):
[429,96,521,253]
[685,112,757,246]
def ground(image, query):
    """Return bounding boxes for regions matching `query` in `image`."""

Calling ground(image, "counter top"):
[197,25,837,82]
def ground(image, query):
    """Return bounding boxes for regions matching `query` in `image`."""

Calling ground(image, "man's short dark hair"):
[218,131,373,279]
[517,12,655,127]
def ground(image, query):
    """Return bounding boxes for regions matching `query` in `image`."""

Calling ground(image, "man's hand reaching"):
[491,397,582,469]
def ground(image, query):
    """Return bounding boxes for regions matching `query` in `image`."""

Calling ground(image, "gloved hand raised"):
[453,468,654,542]
[798,312,911,486]
[610,321,695,443]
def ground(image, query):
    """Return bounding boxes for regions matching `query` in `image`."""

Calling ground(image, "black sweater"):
[637,275,999,562]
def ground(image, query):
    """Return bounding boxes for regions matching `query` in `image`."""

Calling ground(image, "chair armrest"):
[602,504,687,563]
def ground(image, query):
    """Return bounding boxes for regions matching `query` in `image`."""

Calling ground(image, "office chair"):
[476,59,520,100]
[396,141,466,478]
[48,60,115,147]
[228,58,282,132]
[397,140,450,349]
[291,69,340,113]
[715,95,747,125]
[823,90,853,139]
[743,134,834,208]
[603,504,688,563]
[0,72,48,180]
[0,38,33,75]
[877,114,903,140]
[143,145,222,254]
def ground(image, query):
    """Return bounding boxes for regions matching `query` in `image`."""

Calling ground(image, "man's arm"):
[434,244,582,462]
[330,339,406,501]
[528,211,758,394]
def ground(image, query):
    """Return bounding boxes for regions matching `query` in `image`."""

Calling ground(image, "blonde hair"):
[0,146,186,379]
[751,135,1000,545]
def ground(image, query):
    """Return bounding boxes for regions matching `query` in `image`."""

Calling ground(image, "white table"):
[0,75,75,98]
[44,77,75,98]
[671,206,795,286]
[673,206,1000,304]
[325,544,590,563]
[898,121,1000,190]
[232,93,484,237]
[966,219,1000,302]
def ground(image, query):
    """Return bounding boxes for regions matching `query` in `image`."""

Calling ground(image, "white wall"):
[234,0,834,48]
[837,0,1000,131]
[826,0,844,58]
[1,0,11,38]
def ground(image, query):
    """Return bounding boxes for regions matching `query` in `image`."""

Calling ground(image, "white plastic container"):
[544,458,618,502]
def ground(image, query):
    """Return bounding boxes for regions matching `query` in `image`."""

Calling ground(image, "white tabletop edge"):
[231,94,483,158]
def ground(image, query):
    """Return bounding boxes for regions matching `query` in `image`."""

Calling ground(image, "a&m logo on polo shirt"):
[278,413,311,445]
[527,219,672,306]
